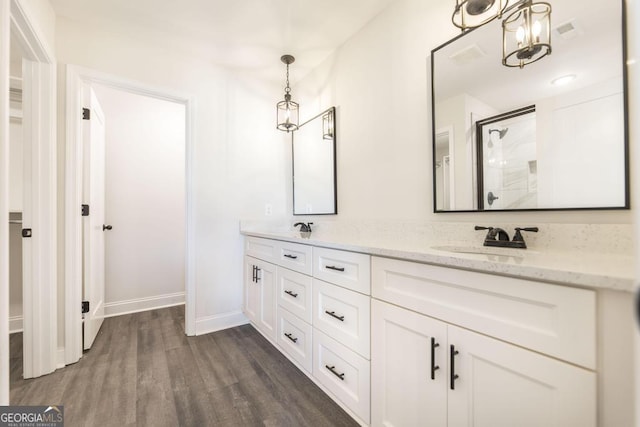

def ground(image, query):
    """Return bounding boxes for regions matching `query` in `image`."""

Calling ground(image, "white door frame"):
[1,0,57,388]
[64,65,196,365]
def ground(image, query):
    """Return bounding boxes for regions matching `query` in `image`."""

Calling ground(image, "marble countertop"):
[240,222,637,293]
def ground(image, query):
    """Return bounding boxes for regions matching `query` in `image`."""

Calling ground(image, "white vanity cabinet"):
[371,256,597,427]
[243,236,372,425]
[244,256,277,341]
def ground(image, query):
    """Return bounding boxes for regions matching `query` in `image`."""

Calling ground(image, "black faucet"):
[475,226,538,249]
[294,222,313,233]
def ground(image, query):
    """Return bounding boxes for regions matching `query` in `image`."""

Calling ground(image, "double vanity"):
[241,221,636,426]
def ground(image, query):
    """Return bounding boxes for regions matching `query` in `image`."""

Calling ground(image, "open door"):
[82,86,106,350]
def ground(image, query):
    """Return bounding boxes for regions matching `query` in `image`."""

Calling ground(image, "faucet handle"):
[513,227,538,242]
[474,225,493,231]
[306,222,313,231]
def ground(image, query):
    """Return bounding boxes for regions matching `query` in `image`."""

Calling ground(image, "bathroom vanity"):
[241,223,636,426]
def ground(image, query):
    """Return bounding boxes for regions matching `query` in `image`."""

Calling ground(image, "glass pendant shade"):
[502,1,552,68]
[276,54,299,132]
[277,94,299,132]
[452,0,508,30]
[322,110,334,140]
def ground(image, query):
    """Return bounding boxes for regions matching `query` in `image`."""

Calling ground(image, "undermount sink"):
[431,245,535,258]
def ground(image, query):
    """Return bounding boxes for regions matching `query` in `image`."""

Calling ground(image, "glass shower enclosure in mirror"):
[431,0,628,212]
[292,107,337,215]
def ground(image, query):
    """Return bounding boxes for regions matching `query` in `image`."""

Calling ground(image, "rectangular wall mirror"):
[292,107,337,215]
[431,0,628,212]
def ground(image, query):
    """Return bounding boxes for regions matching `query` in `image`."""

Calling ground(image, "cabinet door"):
[244,256,260,323]
[244,256,277,341]
[371,300,447,427]
[447,326,596,427]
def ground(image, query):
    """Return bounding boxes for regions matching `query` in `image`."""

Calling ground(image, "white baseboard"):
[104,292,185,318]
[9,316,23,334]
[57,347,65,369]
[195,310,249,336]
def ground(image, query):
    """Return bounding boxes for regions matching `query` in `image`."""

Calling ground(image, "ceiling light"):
[276,55,299,133]
[502,1,552,68]
[452,0,508,31]
[551,74,576,86]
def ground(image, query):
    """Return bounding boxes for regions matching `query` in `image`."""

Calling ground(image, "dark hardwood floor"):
[9,306,359,427]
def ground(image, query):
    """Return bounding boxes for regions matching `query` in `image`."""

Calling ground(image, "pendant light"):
[452,0,508,31]
[502,1,552,68]
[276,54,299,132]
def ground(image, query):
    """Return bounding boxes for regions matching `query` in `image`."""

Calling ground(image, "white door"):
[447,325,596,427]
[371,300,447,427]
[82,87,106,350]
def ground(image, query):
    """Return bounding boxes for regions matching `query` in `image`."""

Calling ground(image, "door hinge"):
[82,204,90,216]
[82,301,90,314]
[21,228,32,238]
[82,108,90,120]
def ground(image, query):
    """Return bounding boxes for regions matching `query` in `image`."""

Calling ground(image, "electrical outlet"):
[265,204,273,216]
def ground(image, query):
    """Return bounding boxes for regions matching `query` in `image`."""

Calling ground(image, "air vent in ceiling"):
[449,44,487,66]
[554,20,582,40]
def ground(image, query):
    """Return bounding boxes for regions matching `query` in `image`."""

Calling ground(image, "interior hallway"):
[9,307,358,427]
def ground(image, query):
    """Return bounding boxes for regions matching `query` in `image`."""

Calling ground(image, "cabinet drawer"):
[245,237,278,263]
[277,308,313,373]
[277,241,313,275]
[277,268,313,324]
[313,279,370,359]
[313,247,371,294]
[372,256,596,369]
[313,329,370,425]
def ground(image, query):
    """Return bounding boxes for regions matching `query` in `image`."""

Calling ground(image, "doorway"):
[1,0,58,403]
[83,84,186,349]
[65,67,196,365]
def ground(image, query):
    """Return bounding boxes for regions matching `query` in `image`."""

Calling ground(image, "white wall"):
[55,16,289,335]
[295,0,634,225]
[91,84,185,314]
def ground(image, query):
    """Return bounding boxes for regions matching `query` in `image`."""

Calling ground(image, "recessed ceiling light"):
[551,74,576,86]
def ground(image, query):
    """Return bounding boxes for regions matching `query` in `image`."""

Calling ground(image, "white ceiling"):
[49,0,398,81]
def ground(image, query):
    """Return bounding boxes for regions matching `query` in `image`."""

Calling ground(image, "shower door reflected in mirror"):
[477,106,537,210]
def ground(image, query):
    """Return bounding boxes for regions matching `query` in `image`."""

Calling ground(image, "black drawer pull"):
[325,310,345,322]
[284,254,298,259]
[325,265,345,272]
[450,345,459,390]
[325,365,345,380]
[284,333,298,343]
[284,290,298,298]
[431,337,440,380]
[256,267,261,282]
[252,265,257,283]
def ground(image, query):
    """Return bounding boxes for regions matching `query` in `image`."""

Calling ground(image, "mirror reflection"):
[292,107,337,215]
[431,0,628,212]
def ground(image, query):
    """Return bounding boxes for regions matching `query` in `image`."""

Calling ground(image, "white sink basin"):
[431,245,535,258]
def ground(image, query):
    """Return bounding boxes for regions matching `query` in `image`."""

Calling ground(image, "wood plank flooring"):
[9,306,359,427]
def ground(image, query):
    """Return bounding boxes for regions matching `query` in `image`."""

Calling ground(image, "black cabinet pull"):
[284,254,298,259]
[450,345,459,390]
[325,265,345,272]
[325,310,345,322]
[325,365,345,380]
[252,265,257,283]
[284,290,298,298]
[431,337,440,380]
[284,333,298,343]
[256,267,261,282]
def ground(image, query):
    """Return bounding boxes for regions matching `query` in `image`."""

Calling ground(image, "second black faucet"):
[475,225,538,249]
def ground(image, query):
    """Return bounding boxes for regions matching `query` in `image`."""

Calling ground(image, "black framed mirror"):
[431,0,629,212]
[292,107,337,215]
